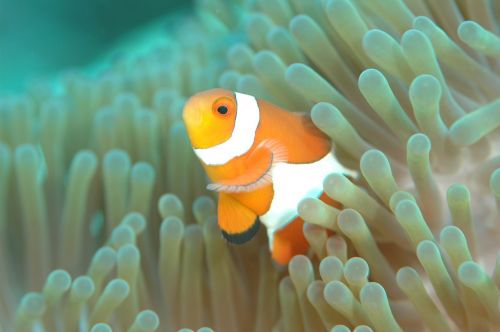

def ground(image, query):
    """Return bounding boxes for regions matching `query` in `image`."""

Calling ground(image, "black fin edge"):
[221,219,260,244]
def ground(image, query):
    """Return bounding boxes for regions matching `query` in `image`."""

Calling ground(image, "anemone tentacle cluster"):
[0,0,499,331]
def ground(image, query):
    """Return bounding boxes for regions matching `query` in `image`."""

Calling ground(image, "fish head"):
[182,88,237,150]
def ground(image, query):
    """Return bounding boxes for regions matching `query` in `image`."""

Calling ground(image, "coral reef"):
[0,0,499,331]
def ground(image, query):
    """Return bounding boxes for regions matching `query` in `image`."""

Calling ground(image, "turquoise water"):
[0,0,192,91]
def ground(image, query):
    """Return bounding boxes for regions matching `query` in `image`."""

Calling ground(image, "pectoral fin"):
[218,192,260,244]
[208,139,287,193]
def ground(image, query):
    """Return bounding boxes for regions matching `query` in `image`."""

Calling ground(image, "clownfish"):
[183,89,352,265]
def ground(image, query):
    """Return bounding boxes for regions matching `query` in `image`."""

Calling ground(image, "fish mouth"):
[183,106,213,149]
[182,102,203,128]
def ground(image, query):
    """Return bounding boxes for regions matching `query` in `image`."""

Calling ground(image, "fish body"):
[183,89,350,264]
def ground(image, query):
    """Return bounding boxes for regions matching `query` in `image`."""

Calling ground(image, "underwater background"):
[0,0,499,331]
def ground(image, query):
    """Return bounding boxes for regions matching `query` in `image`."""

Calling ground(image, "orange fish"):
[183,89,351,264]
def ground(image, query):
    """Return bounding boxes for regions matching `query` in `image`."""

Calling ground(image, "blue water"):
[0,0,193,91]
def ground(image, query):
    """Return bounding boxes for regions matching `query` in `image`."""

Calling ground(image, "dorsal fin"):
[256,99,332,164]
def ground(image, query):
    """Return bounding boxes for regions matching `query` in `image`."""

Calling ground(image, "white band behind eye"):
[194,92,260,166]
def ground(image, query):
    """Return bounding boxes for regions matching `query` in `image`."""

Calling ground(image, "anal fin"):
[271,217,309,265]
[270,192,342,265]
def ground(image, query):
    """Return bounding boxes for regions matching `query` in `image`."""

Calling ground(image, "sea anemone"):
[0,0,499,331]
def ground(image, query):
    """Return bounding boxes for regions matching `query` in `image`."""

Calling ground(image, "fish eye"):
[217,105,228,115]
[212,97,234,117]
